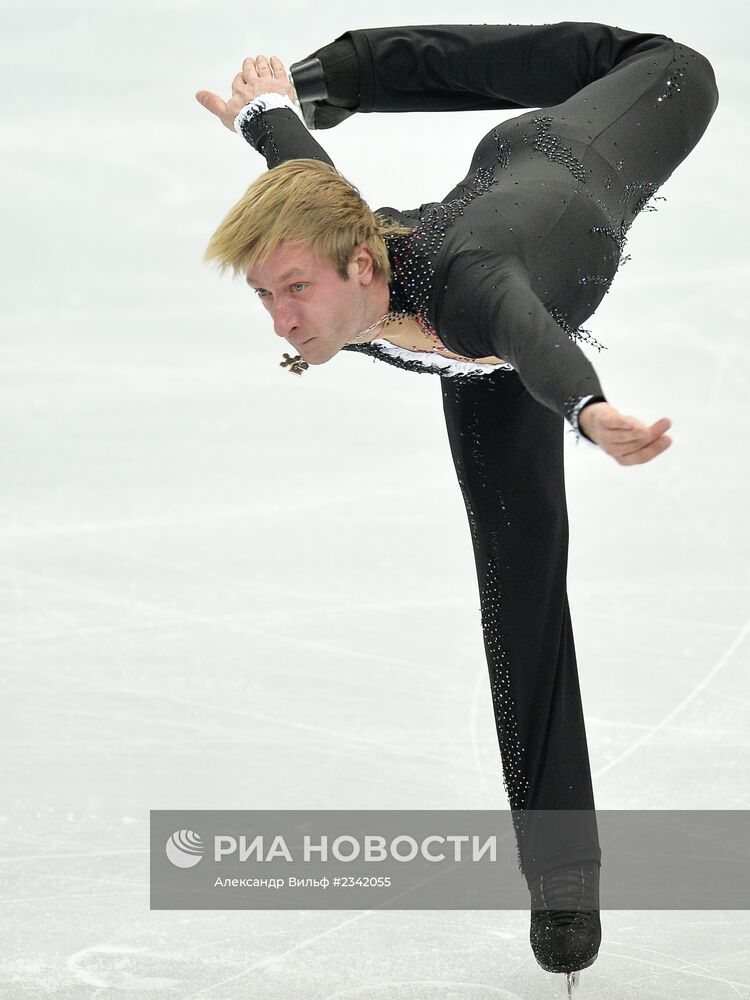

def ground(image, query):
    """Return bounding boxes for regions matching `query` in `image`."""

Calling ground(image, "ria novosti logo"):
[165,829,205,868]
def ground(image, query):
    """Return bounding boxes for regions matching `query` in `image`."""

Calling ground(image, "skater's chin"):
[297,338,341,365]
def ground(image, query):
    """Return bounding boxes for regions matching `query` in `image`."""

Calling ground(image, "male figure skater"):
[195,22,719,982]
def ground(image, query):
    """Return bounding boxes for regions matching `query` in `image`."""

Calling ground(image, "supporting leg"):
[441,370,601,884]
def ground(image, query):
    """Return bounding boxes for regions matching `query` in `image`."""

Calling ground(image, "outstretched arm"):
[440,258,605,422]
[439,257,672,464]
[196,54,336,168]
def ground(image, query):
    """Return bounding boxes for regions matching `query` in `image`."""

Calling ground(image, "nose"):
[271,301,300,342]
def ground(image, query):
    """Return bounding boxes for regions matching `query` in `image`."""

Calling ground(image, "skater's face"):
[245,241,384,365]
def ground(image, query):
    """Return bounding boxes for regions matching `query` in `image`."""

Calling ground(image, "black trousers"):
[323,22,718,885]
[434,28,718,887]
[441,369,602,885]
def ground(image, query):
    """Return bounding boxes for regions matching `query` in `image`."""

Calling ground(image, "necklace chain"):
[345,310,407,345]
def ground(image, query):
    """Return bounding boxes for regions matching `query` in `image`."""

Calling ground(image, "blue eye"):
[254,283,307,298]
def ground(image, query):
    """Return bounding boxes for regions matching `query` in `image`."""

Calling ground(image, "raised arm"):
[196,54,335,169]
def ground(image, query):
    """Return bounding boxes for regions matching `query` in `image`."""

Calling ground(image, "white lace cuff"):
[233,92,303,135]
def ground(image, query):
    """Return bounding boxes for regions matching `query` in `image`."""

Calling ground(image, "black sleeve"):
[437,255,606,428]
[339,21,670,114]
[236,102,336,170]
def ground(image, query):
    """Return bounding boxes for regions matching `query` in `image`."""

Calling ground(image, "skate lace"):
[535,865,598,926]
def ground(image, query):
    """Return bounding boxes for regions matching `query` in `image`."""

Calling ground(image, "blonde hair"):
[202,158,414,284]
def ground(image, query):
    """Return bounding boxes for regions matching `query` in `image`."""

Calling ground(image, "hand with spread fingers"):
[579,402,673,465]
[196,55,298,131]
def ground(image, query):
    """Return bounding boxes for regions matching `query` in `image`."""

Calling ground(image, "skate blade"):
[566,969,581,997]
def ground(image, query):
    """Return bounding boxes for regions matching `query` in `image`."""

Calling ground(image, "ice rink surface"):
[1,0,749,996]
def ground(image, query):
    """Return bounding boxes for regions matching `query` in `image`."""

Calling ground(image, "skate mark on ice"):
[66,944,180,990]
[592,613,750,779]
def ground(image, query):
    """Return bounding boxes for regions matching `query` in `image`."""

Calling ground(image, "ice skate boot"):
[290,39,359,130]
[528,860,601,976]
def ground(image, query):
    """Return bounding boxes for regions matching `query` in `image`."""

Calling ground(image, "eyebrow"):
[245,267,305,288]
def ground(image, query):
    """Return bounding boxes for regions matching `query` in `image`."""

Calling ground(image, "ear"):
[350,243,376,283]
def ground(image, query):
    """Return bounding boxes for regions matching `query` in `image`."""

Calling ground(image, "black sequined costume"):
[235,22,718,882]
